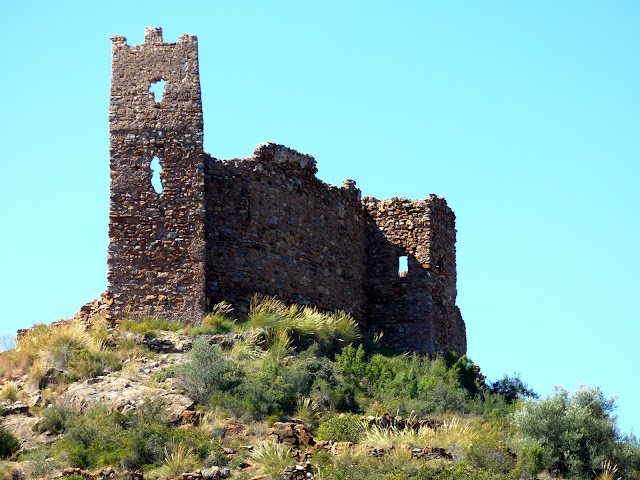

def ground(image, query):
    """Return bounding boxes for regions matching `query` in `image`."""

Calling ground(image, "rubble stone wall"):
[363,197,466,353]
[107,27,207,319]
[204,143,368,318]
[104,28,466,355]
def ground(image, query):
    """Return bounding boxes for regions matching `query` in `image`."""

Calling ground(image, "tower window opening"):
[398,255,408,276]
[150,156,163,194]
[149,79,167,102]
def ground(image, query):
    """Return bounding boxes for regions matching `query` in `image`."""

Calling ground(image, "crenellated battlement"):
[103,28,466,355]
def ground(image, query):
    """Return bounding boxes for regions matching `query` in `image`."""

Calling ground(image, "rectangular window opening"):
[398,255,408,276]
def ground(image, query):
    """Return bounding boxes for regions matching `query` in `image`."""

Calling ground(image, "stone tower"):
[107,27,207,319]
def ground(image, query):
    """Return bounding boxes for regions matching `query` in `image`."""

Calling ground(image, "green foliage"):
[23,447,59,478]
[512,384,635,479]
[51,401,213,470]
[0,426,20,459]
[66,348,121,381]
[120,317,186,337]
[35,404,74,434]
[246,296,360,355]
[489,373,537,404]
[251,443,292,475]
[192,302,236,335]
[515,444,544,479]
[61,475,84,480]
[175,337,236,404]
[335,346,469,416]
[444,352,481,396]
[316,413,365,443]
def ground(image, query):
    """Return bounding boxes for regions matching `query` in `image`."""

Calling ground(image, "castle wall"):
[204,143,368,319]
[363,197,466,353]
[107,28,207,319]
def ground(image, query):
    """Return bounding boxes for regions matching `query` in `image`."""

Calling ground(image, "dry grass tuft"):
[362,416,478,452]
[0,382,19,402]
[251,442,293,475]
[597,460,621,480]
[161,440,197,477]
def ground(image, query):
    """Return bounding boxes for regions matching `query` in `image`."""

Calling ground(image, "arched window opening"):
[150,156,163,194]
[149,79,167,102]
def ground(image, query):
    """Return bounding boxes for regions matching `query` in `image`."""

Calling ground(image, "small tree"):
[512,384,634,479]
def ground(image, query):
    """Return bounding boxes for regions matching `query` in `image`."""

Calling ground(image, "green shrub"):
[0,426,20,459]
[444,352,481,396]
[35,404,74,434]
[23,447,59,478]
[50,400,214,471]
[512,384,631,479]
[316,413,365,443]
[176,337,236,404]
[515,444,544,479]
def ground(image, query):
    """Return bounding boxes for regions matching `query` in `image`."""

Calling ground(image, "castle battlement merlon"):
[103,28,466,355]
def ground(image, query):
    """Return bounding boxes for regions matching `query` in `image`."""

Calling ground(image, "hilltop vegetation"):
[0,297,638,480]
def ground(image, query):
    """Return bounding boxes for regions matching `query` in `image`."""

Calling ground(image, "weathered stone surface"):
[1,414,56,452]
[100,27,466,355]
[60,376,193,420]
[266,421,314,446]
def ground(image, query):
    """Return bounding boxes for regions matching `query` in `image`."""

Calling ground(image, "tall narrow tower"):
[107,27,206,320]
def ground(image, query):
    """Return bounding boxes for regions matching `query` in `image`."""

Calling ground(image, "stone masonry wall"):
[107,27,207,319]
[104,28,466,355]
[363,197,466,353]
[204,143,367,319]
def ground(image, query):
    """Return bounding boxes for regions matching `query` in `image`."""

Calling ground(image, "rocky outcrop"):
[266,421,314,446]
[61,376,193,420]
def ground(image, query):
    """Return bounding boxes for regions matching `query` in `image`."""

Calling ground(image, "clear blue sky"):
[1,1,638,435]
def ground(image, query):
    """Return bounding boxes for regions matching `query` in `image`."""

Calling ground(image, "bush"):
[0,426,20,459]
[176,337,236,404]
[512,384,632,479]
[35,404,74,434]
[50,400,214,471]
[489,373,537,404]
[316,413,365,443]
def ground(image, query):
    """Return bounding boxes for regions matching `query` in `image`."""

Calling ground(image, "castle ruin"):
[105,27,466,355]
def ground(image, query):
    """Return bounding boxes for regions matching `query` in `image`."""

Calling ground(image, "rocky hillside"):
[0,299,637,480]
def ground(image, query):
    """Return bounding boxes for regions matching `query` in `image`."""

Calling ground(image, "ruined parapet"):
[363,196,466,354]
[204,143,368,318]
[107,27,207,320]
